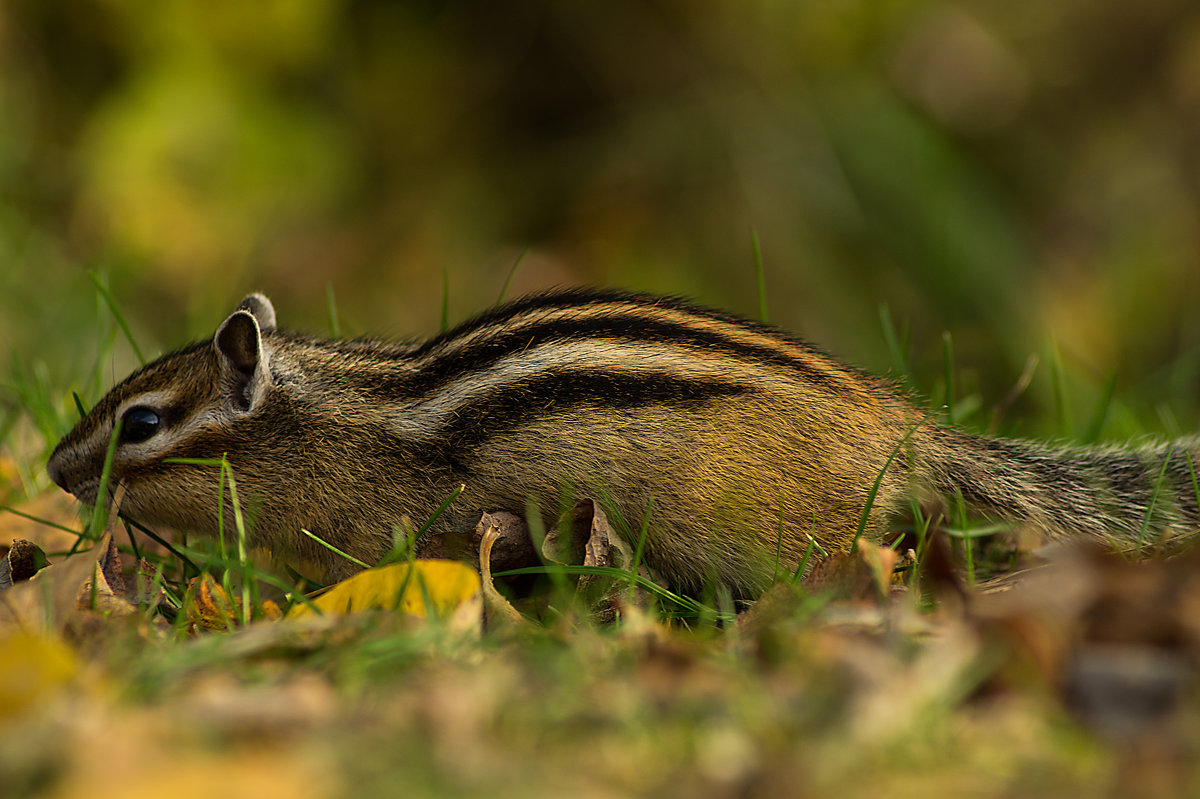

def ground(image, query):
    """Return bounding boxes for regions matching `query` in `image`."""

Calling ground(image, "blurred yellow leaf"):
[56,743,337,799]
[0,631,77,721]
[288,560,481,620]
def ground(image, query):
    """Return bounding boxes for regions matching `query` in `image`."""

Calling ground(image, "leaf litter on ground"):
[2,498,1200,797]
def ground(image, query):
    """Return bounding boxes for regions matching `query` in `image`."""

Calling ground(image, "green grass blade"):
[301,528,371,571]
[440,267,450,333]
[879,305,913,391]
[1136,451,1173,552]
[414,484,465,539]
[495,248,529,307]
[326,283,341,337]
[124,518,201,576]
[851,411,934,553]
[0,505,83,537]
[81,417,123,547]
[1082,372,1118,445]
[89,272,146,366]
[493,564,728,620]
[791,537,818,582]
[375,484,467,568]
[751,228,768,323]
[942,331,955,425]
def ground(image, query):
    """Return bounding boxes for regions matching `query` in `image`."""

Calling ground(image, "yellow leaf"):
[0,631,77,721]
[288,560,481,619]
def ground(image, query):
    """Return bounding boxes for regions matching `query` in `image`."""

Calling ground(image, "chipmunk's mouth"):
[53,475,100,507]
[46,448,102,506]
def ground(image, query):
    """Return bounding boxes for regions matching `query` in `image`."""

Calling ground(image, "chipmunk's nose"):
[46,448,69,492]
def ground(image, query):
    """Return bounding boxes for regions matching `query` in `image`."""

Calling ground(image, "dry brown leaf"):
[129,559,166,611]
[0,535,117,634]
[185,574,240,632]
[259,599,283,620]
[71,535,137,618]
[541,499,630,575]
[184,571,285,631]
[541,499,664,620]
[0,538,49,587]
[414,509,538,573]
[477,513,531,631]
[473,509,537,571]
[78,535,124,600]
[800,540,898,601]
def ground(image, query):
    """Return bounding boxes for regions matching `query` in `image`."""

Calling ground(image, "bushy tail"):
[914,427,1200,548]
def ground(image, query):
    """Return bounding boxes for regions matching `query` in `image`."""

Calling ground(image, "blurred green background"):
[3,0,1200,451]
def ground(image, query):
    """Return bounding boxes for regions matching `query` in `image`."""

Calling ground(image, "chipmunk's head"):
[47,294,280,532]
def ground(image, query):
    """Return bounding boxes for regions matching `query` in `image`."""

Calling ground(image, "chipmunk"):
[47,289,1200,597]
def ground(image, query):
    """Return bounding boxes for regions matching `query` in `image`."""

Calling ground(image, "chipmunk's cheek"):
[116,474,214,534]
[114,487,178,531]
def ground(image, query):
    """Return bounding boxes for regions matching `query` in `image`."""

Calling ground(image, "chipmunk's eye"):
[120,407,161,444]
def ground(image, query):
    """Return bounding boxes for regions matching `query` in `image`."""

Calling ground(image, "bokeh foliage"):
[2,0,1200,443]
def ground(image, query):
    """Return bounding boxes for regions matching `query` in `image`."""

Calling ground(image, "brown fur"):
[47,290,1200,596]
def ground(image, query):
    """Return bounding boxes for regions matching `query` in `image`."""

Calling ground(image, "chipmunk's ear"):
[214,308,272,411]
[234,293,277,332]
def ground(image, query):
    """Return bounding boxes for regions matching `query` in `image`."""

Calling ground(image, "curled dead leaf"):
[473,510,538,572]
[413,509,539,573]
[0,539,49,587]
[478,513,530,631]
[541,499,633,576]
[0,534,121,634]
[186,574,240,632]
[542,499,665,621]
[801,540,899,602]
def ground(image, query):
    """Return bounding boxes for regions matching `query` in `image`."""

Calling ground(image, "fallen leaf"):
[75,535,128,608]
[801,540,898,601]
[287,560,481,622]
[541,499,633,578]
[0,535,116,634]
[0,538,49,587]
[477,513,531,631]
[185,574,240,632]
[0,630,78,721]
[413,509,539,572]
[130,559,166,611]
[541,499,665,620]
